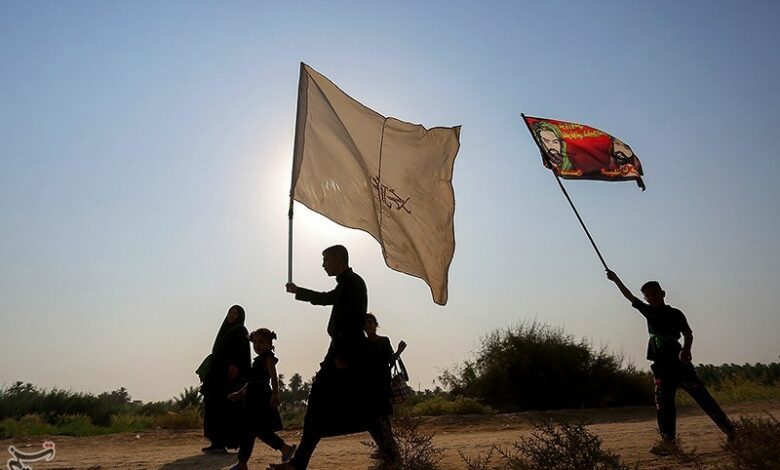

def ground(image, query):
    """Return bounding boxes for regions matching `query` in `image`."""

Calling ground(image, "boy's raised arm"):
[606,269,639,303]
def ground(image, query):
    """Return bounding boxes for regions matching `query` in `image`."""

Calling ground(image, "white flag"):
[291,63,460,305]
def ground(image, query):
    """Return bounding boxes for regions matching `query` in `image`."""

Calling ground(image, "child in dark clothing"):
[228,328,296,470]
[364,313,406,464]
[606,270,735,455]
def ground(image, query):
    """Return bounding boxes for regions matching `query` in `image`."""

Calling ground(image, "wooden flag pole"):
[520,113,609,271]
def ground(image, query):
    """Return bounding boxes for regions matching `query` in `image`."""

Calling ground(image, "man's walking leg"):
[679,364,735,436]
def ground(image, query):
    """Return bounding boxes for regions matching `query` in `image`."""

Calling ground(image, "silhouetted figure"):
[364,312,406,464]
[271,245,396,470]
[227,328,296,470]
[201,305,250,453]
[606,270,735,455]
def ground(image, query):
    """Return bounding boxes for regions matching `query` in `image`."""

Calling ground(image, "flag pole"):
[551,172,609,270]
[287,196,294,283]
[521,113,609,271]
[288,63,307,284]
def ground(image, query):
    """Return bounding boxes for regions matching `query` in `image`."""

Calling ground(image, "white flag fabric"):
[291,63,460,305]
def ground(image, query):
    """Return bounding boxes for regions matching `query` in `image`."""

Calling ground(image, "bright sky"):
[1,2,778,402]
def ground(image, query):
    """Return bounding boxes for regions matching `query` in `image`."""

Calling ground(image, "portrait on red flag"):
[523,115,645,189]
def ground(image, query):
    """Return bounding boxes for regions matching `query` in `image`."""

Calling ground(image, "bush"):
[410,396,493,416]
[722,414,780,470]
[0,414,56,438]
[152,406,203,430]
[440,321,652,412]
[363,412,443,470]
[461,420,633,470]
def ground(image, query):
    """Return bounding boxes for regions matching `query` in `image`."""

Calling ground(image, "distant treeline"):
[1,321,778,437]
[695,362,780,386]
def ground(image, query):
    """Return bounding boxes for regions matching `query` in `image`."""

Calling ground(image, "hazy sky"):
[2,1,778,402]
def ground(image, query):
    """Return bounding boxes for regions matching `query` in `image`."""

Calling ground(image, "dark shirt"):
[632,299,692,363]
[247,351,277,405]
[245,350,282,432]
[365,335,394,416]
[295,268,368,368]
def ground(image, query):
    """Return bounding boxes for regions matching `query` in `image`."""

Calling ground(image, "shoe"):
[649,439,678,456]
[201,444,227,454]
[281,444,297,462]
[267,463,294,470]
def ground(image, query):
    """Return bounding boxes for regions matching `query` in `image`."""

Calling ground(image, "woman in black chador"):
[201,304,251,453]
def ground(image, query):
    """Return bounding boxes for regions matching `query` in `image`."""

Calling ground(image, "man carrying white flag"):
[290,63,461,305]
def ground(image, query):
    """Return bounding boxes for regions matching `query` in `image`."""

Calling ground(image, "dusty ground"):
[3,401,777,470]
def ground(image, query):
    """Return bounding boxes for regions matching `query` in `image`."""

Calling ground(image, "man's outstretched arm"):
[285,282,337,305]
[606,269,639,303]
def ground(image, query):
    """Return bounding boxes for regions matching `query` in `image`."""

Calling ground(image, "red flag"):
[522,115,645,190]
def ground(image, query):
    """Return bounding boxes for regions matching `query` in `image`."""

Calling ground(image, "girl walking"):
[228,328,296,469]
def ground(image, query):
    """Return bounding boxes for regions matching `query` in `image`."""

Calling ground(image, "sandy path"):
[3,401,776,470]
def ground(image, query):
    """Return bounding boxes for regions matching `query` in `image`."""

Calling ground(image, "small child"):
[228,328,296,469]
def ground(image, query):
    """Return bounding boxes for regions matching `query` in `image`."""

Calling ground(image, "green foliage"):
[676,363,780,405]
[696,362,780,386]
[151,406,203,430]
[440,321,652,412]
[137,400,175,416]
[0,383,199,437]
[409,396,494,416]
[174,386,202,411]
[278,372,312,427]
[461,420,634,470]
[721,414,780,470]
[677,378,780,406]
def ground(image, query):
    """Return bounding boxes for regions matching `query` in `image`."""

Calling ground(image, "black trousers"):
[289,369,399,469]
[290,416,398,470]
[651,361,734,440]
[237,429,286,464]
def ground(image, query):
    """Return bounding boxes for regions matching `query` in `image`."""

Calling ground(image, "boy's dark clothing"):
[631,299,691,362]
[632,299,733,440]
[651,361,734,441]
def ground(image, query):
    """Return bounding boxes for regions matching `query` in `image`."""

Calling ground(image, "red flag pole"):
[521,113,609,271]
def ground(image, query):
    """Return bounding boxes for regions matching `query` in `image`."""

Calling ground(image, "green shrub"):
[152,406,203,429]
[440,321,652,412]
[461,420,633,470]
[410,396,493,416]
[0,414,56,438]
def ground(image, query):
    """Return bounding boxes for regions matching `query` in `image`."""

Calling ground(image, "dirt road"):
[3,401,777,470]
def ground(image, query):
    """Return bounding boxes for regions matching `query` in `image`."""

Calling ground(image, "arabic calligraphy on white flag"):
[291,63,461,305]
